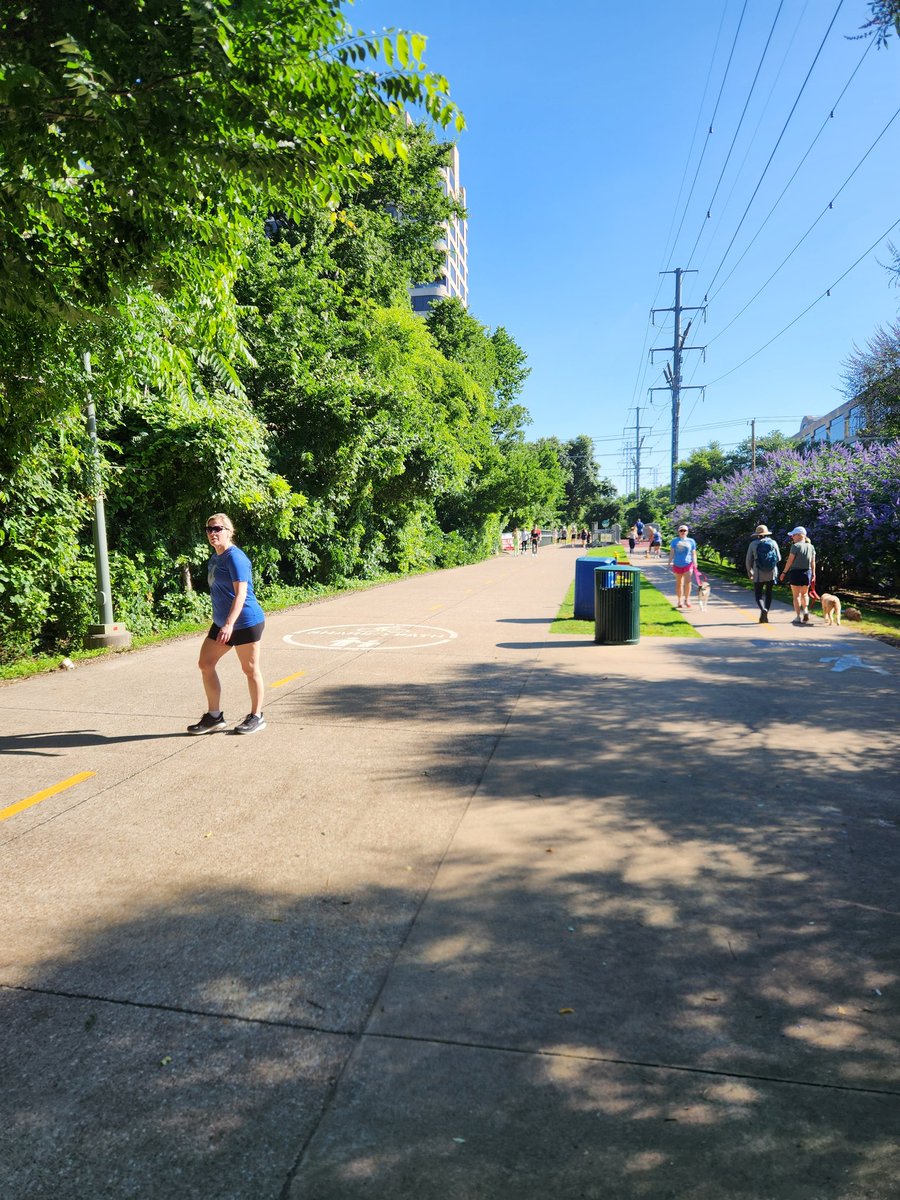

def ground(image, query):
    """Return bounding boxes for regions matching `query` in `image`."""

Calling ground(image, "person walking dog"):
[668,523,698,609]
[780,526,816,626]
[746,523,782,623]
[188,513,266,735]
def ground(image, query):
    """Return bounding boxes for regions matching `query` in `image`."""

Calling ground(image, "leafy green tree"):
[724,430,795,473]
[476,440,567,532]
[674,442,730,504]
[0,0,461,323]
[425,298,499,395]
[622,484,672,532]
[560,435,602,519]
[841,321,900,439]
[0,415,86,660]
[539,434,615,525]
[582,478,620,529]
[489,327,531,443]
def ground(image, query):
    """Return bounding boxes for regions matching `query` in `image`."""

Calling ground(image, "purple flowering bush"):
[678,441,900,593]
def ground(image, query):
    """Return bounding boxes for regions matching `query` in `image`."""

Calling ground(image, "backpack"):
[756,537,779,571]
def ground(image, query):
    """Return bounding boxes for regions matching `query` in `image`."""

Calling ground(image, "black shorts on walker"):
[207,620,265,646]
[787,569,811,587]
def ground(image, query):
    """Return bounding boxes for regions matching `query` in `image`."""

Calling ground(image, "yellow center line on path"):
[1,771,96,823]
[270,670,306,689]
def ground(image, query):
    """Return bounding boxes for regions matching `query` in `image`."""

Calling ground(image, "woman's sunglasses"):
[205,525,225,533]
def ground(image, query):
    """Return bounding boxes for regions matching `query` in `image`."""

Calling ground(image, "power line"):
[707,33,877,304]
[664,0,750,273]
[706,100,900,348]
[656,3,731,277]
[684,0,787,271]
[700,0,847,302]
[684,0,810,287]
[706,214,900,386]
[625,2,743,418]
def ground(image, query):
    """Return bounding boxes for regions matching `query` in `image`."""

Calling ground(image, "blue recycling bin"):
[573,556,616,621]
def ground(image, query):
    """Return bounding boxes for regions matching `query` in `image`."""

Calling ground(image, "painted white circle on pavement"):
[283,623,458,651]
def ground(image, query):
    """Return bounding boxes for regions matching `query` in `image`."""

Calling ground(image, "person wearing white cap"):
[780,526,816,625]
[668,522,698,608]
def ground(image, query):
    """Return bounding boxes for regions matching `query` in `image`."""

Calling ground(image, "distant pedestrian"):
[627,526,636,555]
[636,519,644,538]
[188,513,266,735]
[530,525,542,555]
[780,526,816,625]
[520,529,529,555]
[649,527,662,557]
[580,527,589,548]
[746,523,781,623]
[668,523,698,608]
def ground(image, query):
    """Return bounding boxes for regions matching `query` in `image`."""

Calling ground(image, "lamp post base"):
[84,623,132,650]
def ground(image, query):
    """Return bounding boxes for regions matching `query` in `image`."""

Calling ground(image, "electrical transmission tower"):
[650,268,707,503]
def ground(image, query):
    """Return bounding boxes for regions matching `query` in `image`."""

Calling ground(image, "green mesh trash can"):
[594,565,640,644]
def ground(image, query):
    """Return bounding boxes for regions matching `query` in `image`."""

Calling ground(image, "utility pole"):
[83,352,131,650]
[634,406,643,502]
[621,445,635,496]
[650,268,706,503]
[750,418,757,471]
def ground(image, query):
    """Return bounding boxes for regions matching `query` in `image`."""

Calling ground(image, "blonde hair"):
[207,512,234,534]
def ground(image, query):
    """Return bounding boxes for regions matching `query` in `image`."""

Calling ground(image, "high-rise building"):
[410,144,468,314]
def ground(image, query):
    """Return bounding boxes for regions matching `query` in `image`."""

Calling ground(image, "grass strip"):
[550,547,700,638]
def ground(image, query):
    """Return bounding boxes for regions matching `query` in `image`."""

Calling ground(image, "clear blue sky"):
[350,0,900,494]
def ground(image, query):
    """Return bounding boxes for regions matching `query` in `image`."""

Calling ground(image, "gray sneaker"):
[234,712,266,735]
[187,712,226,735]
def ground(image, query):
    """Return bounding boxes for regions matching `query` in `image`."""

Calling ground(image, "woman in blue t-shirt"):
[668,523,698,609]
[187,513,266,736]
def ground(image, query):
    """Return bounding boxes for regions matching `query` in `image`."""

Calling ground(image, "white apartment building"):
[410,144,468,314]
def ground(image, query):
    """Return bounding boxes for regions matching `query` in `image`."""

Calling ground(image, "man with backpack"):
[745,523,782,623]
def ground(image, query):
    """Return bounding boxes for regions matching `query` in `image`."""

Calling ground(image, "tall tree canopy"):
[842,320,900,439]
[0,0,462,321]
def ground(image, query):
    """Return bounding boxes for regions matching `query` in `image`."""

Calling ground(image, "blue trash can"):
[573,556,616,621]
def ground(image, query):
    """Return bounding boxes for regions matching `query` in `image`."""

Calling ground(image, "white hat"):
[788,526,807,537]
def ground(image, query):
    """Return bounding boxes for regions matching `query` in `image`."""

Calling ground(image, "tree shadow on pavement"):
[2,640,899,1198]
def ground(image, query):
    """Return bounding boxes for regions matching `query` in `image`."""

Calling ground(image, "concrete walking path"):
[1,547,898,1199]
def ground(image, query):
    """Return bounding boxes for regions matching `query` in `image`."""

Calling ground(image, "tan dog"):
[697,580,711,611]
[844,606,862,621]
[820,593,842,625]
